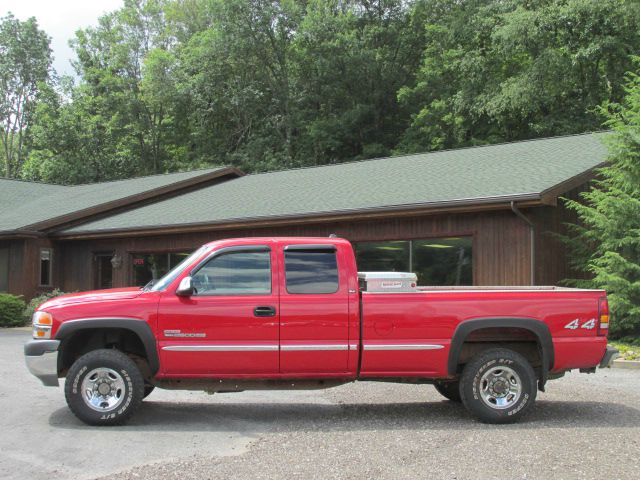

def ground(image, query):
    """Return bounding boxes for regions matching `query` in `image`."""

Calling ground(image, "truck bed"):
[359,287,607,378]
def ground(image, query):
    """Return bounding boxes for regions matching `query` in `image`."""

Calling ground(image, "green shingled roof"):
[0,167,231,233]
[61,132,608,236]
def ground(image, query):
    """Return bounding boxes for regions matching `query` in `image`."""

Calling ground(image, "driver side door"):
[157,245,280,376]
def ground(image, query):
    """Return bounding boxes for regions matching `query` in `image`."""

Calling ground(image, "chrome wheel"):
[479,365,522,410]
[80,367,126,412]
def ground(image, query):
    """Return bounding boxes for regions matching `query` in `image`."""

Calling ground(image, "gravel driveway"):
[2,329,639,480]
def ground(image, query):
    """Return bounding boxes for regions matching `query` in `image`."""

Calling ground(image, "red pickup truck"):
[25,237,617,425]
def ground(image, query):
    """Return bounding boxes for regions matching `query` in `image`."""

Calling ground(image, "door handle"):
[254,306,276,317]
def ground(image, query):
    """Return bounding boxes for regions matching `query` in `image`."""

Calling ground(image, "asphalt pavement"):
[1,329,639,480]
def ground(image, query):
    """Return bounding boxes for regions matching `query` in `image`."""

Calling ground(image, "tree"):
[565,65,640,337]
[20,0,640,183]
[0,13,52,178]
[396,0,640,153]
[175,0,304,171]
[25,0,179,183]
[291,0,425,165]
[176,0,424,171]
[23,78,137,184]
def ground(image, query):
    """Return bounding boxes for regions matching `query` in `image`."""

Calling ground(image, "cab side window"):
[284,248,339,294]
[192,249,271,295]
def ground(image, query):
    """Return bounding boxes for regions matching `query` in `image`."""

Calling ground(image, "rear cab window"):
[284,245,339,294]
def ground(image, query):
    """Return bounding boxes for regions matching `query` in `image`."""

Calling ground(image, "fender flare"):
[448,317,554,388]
[55,318,159,375]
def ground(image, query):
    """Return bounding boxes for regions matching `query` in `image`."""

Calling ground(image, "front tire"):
[65,349,144,426]
[460,348,537,424]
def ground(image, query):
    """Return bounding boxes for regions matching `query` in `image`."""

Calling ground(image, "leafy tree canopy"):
[0,13,52,178]
[7,0,640,182]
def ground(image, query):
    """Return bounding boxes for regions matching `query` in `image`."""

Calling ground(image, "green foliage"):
[565,64,640,337]
[610,341,640,360]
[12,0,640,183]
[0,13,52,178]
[0,294,27,328]
[396,0,640,152]
[23,289,67,325]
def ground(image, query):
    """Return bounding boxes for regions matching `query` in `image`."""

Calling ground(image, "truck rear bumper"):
[599,345,619,369]
[24,339,60,387]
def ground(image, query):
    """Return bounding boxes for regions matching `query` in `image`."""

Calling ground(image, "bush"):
[0,294,27,327]
[23,289,67,325]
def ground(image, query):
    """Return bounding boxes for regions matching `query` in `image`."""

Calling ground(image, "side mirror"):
[176,276,194,296]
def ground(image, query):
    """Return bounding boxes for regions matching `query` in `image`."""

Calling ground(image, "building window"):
[132,252,191,287]
[39,248,53,286]
[192,250,272,295]
[354,237,472,286]
[0,247,8,292]
[94,253,114,289]
[284,248,339,294]
[352,241,409,273]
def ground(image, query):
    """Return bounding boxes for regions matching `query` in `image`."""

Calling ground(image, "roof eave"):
[538,163,603,206]
[23,167,243,233]
[54,193,545,240]
[0,230,45,240]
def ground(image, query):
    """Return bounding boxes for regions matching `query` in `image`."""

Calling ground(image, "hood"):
[39,287,144,310]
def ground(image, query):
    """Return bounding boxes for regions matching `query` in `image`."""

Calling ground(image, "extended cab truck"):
[24,237,618,425]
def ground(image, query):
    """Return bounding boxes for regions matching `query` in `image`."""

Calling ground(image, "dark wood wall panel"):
[56,208,533,293]
[1,240,24,296]
[531,186,587,286]
[2,238,57,299]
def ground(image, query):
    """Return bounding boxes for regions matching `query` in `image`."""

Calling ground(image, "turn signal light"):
[598,297,609,336]
[34,312,53,326]
[32,311,53,339]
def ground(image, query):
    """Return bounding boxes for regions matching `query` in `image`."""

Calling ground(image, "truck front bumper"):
[599,345,619,369]
[24,339,60,386]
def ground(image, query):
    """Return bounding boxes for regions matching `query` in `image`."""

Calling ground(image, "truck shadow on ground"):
[49,398,640,432]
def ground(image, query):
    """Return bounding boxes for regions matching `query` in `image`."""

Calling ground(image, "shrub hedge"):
[0,294,27,327]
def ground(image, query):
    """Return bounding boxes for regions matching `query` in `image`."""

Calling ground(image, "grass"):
[610,341,640,361]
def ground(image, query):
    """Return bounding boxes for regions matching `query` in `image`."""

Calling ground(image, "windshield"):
[148,245,208,292]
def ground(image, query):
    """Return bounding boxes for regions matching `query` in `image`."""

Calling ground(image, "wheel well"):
[59,328,151,379]
[453,327,543,376]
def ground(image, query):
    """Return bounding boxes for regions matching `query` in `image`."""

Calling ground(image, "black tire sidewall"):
[460,349,537,424]
[65,349,144,426]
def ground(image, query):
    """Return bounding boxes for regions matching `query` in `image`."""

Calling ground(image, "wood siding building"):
[0,133,607,300]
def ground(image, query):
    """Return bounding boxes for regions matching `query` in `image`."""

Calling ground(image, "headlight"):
[32,311,53,339]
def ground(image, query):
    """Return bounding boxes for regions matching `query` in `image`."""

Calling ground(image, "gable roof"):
[59,132,608,238]
[0,167,241,236]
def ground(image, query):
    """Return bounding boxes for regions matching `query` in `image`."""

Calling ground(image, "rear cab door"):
[277,239,359,376]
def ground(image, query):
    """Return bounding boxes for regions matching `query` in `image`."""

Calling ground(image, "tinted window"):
[412,237,472,286]
[354,237,472,286]
[353,241,409,272]
[192,250,271,295]
[285,249,339,294]
[39,248,52,286]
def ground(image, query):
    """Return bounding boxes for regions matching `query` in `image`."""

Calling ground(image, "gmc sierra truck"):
[24,237,617,425]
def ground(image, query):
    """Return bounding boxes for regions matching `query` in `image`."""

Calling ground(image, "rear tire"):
[460,348,537,424]
[434,381,461,402]
[65,349,144,426]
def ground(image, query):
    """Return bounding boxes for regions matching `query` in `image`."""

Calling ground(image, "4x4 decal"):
[564,319,596,330]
